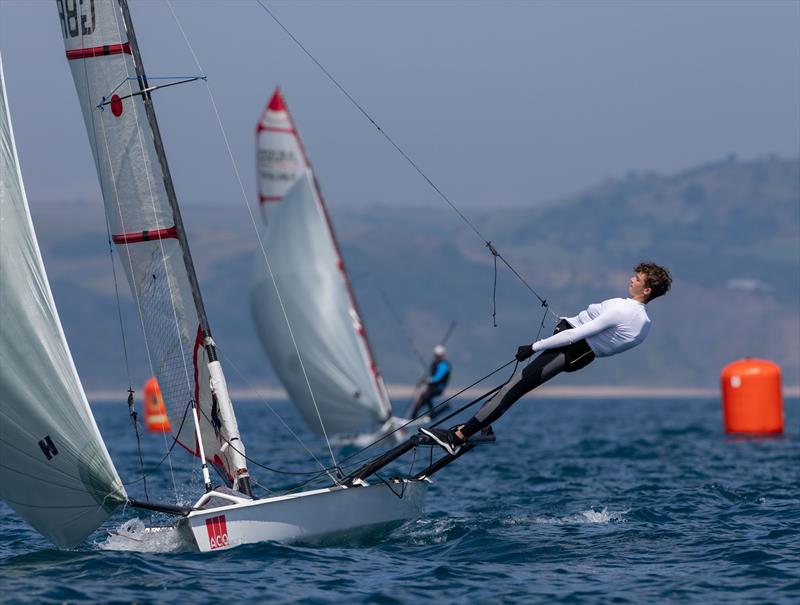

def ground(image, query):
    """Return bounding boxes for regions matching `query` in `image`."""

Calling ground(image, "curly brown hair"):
[635,262,672,302]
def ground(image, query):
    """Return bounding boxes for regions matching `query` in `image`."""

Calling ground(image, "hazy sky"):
[1,0,798,211]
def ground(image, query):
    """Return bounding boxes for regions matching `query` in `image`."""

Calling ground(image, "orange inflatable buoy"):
[143,377,171,433]
[720,358,783,434]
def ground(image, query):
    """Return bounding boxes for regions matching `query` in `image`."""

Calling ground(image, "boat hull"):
[183,479,427,552]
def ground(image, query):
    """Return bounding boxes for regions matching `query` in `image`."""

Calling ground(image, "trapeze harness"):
[460,297,651,438]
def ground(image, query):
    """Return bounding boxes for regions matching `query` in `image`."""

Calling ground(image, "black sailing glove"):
[515,344,534,362]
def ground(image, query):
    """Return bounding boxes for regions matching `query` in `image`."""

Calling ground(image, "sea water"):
[1,397,798,603]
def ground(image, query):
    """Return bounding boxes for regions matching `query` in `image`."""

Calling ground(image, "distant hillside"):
[29,155,800,398]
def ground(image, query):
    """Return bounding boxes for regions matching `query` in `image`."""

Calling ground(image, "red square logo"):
[205,515,229,550]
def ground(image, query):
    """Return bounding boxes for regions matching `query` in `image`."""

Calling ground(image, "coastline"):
[87,384,800,403]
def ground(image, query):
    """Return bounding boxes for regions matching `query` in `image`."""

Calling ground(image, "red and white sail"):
[251,89,392,435]
[57,0,244,482]
[0,53,126,548]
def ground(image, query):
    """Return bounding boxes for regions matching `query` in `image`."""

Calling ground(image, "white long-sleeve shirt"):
[532,298,651,357]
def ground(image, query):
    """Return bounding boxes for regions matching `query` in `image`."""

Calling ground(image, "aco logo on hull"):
[205,515,229,550]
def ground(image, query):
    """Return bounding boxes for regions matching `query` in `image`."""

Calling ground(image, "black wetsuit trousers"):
[409,384,445,418]
[460,321,595,438]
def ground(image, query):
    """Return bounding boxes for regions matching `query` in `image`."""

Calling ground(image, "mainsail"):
[0,53,126,548]
[57,0,249,489]
[251,89,392,435]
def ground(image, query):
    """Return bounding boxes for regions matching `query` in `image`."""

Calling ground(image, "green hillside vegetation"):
[30,155,799,398]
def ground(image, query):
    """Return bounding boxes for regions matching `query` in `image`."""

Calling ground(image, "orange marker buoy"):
[143,377,171,433]
[721,358,784,434]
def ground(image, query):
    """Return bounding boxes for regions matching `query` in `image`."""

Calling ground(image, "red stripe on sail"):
[112,226,177,244]
[257,125,296,135]
[66,43,131,61]
[259,194,282,203]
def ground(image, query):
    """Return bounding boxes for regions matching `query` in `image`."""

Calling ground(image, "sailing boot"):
[419,427,465,456]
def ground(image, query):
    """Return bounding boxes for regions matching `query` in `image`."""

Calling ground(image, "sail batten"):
[0,52,127,549]
[251,89,392,435]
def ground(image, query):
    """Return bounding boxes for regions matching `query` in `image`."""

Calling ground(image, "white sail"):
[56,0,245,483]
[0,53,126,548]
[251,90,392,435]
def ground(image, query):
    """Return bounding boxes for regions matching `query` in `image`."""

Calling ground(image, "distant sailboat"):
[0,51,127,549]
[250,89,407,438]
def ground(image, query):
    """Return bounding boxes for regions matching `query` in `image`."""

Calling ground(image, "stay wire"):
[491,245,499,327]
[298,358,519,490]
[256,0,559,321]
[101,215,149,499]
[126,389,149,499]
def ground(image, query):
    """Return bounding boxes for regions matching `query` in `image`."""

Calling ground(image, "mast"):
[117,0,251,496]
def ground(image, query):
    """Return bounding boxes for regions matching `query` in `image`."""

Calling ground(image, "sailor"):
[420,262,672,455]
[408,345,452,418]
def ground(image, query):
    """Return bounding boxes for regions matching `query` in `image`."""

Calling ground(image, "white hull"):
[182,479,428,552]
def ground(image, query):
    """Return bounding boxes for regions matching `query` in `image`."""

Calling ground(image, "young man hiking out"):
[421,262,672,455]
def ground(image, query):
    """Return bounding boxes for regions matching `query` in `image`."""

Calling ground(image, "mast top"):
[268,88,286,112]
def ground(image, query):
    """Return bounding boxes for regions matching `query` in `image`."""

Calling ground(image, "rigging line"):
[222,357,517,495]
[534,305,549,342]
[104,229,134,385]
[431,361,518,428]
[126,389,149,499]
[255,0,559,319]
[491,247,499,327]
[326,359,517,470]
[82,28,179,499]
[121,399,193,486]
[197,406,332,478]
[100,204,149,497]
[215,348,335,476]
[166,0,340,473]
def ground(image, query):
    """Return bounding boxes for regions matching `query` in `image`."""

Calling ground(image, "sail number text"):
[56,0,96,39]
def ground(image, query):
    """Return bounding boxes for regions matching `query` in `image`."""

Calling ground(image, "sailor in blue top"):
[409,345,451,418]
[421,262,672,455]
